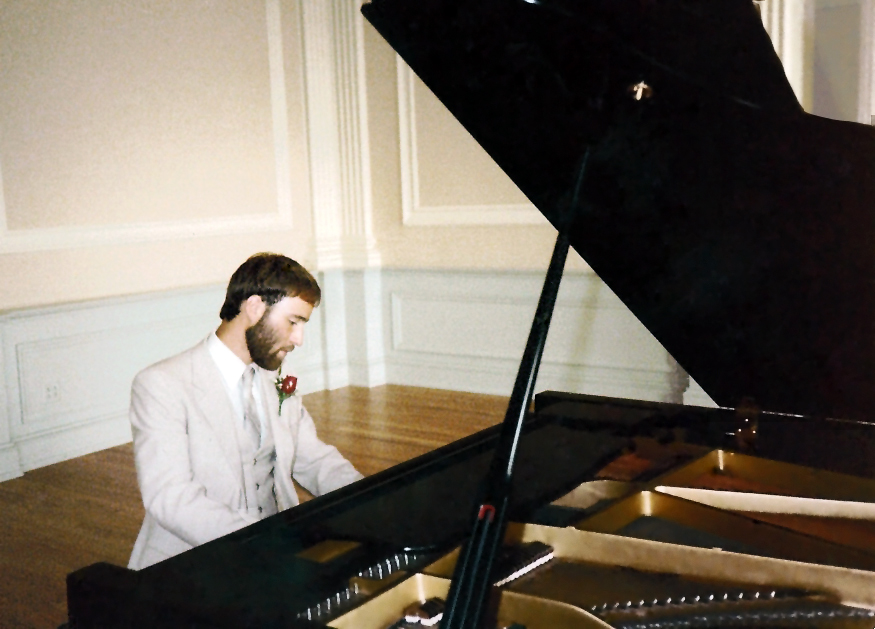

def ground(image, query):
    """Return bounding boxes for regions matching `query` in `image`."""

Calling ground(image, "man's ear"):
[241,295,267,325]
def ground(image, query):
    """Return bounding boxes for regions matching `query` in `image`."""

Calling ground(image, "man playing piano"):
[126,253,363,570]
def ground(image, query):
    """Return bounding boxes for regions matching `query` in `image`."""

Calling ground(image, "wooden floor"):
[0,385,507,629]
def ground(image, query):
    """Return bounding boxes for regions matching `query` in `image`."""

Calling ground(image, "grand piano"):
[67,0,875,627]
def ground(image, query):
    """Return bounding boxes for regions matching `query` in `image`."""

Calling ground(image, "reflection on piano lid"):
[66,1,875,627]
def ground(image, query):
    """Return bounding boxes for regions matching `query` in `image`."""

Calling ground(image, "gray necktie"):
[240,365,262,448]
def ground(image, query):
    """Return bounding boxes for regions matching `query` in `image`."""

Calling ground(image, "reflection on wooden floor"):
[0,385,506,629]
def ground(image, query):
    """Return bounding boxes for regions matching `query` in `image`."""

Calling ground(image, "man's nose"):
[290,327,304,346]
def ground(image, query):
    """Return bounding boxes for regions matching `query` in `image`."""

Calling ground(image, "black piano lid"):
[361,0,875,422]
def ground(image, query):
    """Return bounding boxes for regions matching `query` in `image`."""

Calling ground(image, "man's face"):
[245,296,314,371]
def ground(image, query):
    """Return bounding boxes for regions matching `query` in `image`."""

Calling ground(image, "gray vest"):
[239,414,278,518]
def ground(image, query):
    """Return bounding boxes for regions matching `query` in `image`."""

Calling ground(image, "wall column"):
[300,0,380,270]
[759,0,816,110]
[300,0,382,389]
[860,0,875,123]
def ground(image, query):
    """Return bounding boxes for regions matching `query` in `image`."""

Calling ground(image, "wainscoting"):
[0,267,714,481]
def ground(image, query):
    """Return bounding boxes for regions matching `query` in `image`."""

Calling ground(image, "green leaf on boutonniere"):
[275,374,297,413]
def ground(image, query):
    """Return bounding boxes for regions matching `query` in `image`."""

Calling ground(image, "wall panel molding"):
[396,62,546,226]
[0,286,224,476]
[382,269,683,402]
[0,215,292,256]
[0,0,295,255]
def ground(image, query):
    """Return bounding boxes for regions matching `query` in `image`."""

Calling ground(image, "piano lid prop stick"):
[441,148,589,629]
[440,230,571,628]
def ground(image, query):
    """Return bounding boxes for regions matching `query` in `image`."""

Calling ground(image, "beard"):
[245,311,286,371]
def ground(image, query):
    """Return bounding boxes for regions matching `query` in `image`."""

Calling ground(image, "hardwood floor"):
[0,385,507,629]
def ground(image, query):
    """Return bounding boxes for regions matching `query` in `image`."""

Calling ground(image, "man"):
[128,253,363,570]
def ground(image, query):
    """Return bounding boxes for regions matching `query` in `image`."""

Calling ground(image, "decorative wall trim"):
[0,0,294,255]
[15,413,132,473]
[0,268,695,479]
[0,286,224,478]
[758,0,814,109]
[0,214,292,255]
[0,445,23,483]
[382,269,682,403]
[385,352,681,402]
[301,0,381,270]
[395,61,546,226]
[860,0,875,124]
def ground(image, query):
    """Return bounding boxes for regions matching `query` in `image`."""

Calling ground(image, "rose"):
[275,374,297,413]
[280,375,297,396]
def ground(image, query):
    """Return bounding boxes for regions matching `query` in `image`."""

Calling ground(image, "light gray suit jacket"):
[127,338,363,570]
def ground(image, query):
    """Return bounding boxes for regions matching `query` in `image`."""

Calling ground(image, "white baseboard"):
[387,353,678,402]
[15,414,132,472]
[0,443,23,482]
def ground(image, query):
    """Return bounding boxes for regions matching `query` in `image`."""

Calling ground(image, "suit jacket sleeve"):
[131,368,257,548]
[291,402,364,496]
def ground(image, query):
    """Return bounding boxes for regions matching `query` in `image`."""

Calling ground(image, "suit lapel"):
[257,368,298,510]
[190,343,246,479]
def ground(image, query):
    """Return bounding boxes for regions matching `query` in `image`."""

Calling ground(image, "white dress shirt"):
[206,332,268,443]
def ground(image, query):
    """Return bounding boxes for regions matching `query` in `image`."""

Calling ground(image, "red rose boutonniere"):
[275,373,297,413]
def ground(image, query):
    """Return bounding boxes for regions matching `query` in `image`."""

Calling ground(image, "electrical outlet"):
[45,383,61,403]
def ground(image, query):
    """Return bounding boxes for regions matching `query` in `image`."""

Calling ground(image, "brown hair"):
[219,253,321,321]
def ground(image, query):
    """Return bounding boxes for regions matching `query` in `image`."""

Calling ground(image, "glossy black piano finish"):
[361,0,875,422]
[67,394,875,627]
[67,402,629,628]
